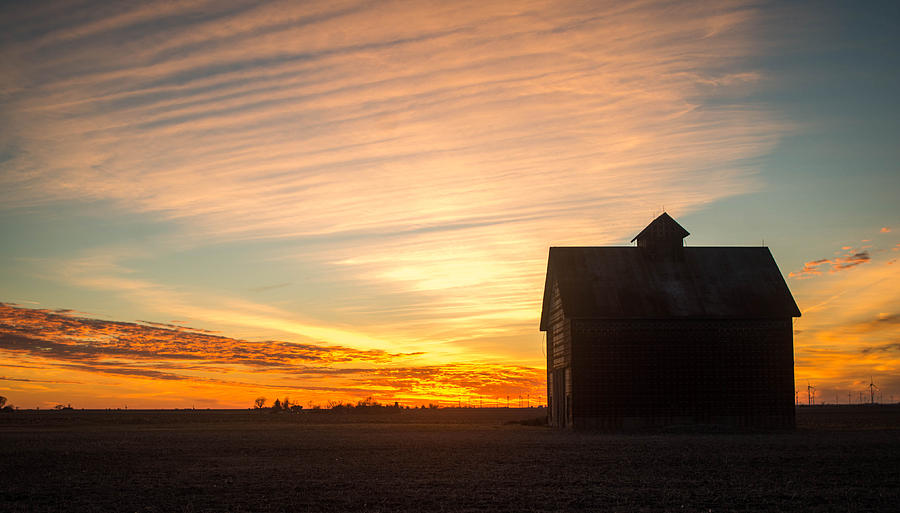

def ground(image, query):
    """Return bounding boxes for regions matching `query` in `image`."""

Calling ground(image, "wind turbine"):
[868,376,879,405]
[807,380,816,406]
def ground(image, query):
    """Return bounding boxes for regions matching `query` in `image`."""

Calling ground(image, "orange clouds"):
[789,249,870,279]
[790,227,898,280]
[0,303,545,408]
[4,1,894,410]
[0,0,792,400]
[364,364,544,399]
[0,303,411,366]
[789,234,900,403]
[1,1,781,276]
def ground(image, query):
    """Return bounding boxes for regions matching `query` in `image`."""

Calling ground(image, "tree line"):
[252,396,440,412]
[253,396,304,413]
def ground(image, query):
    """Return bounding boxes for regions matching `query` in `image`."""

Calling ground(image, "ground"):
[1,407,898,512]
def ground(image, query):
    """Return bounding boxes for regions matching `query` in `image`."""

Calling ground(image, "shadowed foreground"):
[1,407,898,512]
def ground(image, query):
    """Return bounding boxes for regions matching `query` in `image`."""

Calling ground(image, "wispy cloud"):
[0,1,803,406]
[2,2,781,260]
[861,342,900,355]
[789,248,871,279]
[0,302,418,367]
[0,302,544,406]
[365,364,544,399]
[790,241,900,397]
[0,376,82,385]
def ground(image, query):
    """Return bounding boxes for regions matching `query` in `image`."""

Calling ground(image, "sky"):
[1,0,898,409]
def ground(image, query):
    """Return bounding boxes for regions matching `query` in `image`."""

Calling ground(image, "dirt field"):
[1,407,898,512]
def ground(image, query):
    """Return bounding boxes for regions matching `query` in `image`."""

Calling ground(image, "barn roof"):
[539,246,801,330]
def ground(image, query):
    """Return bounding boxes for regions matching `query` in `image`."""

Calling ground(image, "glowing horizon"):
[1,1,898,408]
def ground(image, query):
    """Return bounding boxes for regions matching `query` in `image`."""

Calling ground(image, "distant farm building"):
[540,213,801,430]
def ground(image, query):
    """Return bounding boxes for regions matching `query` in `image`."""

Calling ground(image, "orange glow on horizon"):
[0,303,545,409]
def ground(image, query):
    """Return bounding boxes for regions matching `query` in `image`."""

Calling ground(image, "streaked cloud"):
[366,364,544,399]
[0,302,544,407]
[0,302,422,367]
[13,1,893,407]
[789,248,871,279]
[790,235,900,402]
[861,342,900,355]
[0,376,82,385]
[2,1,781,242]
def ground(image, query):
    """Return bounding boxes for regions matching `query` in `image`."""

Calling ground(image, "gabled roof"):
[630,212,689,243]
[539,246,801,330]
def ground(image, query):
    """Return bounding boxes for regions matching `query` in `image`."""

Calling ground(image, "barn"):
[540,213,801,430]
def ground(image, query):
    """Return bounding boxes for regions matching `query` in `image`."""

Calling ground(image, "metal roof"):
[539,246,801,330]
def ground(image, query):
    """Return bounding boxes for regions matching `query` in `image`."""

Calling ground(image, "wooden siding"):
[546,279,572,427]
[570,319,795,429]
[548,280,570,370]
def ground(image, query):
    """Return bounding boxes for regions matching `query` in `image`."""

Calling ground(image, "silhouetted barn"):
[540,213,801,430]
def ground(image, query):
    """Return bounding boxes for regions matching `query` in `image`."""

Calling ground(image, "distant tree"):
[356,396,378,408]
[282,397,291,410]
[254,397,266,409]
[0,396,6,408]
[289,405,303,413]
[272,398,282,412]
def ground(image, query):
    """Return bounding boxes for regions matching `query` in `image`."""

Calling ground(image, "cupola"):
[631,212,690,259]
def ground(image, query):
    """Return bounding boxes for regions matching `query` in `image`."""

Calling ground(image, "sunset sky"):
[1,1,898,409]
